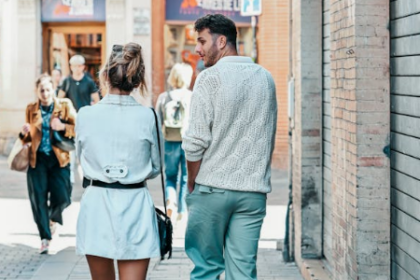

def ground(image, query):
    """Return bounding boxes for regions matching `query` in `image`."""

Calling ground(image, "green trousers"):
[185,184,267,280]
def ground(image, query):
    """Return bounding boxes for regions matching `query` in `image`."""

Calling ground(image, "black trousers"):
[27,152,72,240]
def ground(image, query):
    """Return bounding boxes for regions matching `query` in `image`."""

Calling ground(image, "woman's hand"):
[51,118,66,131]
[21,123,30,135]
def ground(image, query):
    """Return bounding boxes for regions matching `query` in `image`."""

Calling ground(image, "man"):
[182,14,277,280]
[58,55,99,184]
[58,55,99,111]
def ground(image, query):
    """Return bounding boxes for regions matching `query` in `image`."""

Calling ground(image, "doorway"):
[42,22,106,85]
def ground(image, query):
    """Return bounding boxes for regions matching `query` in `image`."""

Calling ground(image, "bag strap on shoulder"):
[150,108,168,216]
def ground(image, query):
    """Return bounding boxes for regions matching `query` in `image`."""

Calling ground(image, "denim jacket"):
[75,94,162,184]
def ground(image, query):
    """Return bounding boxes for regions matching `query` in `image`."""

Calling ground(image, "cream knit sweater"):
[182,56,277,193]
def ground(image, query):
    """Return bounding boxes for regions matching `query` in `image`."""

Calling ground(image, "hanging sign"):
[41,0,106,22]
[133,8,151,36]
[166,0,252,24]
[240,0,262,16]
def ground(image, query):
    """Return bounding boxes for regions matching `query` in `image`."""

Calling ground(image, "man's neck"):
[219,48,238,60]
[72,73,84,81]
[215,48,238,65]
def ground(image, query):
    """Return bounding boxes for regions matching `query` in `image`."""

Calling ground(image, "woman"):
[156,63,193,222]
[20,74,76,254]
[76,43,161,280]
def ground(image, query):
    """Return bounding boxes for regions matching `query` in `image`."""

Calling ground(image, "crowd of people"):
[15,14,277,280]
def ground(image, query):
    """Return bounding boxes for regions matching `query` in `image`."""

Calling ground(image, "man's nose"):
[195,44,201,55]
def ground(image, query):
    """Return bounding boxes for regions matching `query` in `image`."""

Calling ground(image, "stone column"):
[329,0,390,278]
[0,0,40,153]
[106,0,126,48]
[127,0,152,106]
[105,0,153,106]
[291,0,324,262]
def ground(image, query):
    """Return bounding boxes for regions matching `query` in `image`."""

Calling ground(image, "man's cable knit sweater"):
[182,56,277,193]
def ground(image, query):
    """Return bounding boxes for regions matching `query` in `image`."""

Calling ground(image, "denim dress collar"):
[99,93,140,106]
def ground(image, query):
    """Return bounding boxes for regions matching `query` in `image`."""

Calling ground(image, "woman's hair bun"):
[123,43,142,83]
[100,42,146,93]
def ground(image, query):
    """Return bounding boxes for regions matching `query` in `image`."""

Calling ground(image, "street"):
[0,155,302,280]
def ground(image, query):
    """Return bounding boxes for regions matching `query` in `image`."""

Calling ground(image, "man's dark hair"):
[194,14,237,48]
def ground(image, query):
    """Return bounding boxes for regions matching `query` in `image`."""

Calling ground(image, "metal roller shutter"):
[390,1,420,279]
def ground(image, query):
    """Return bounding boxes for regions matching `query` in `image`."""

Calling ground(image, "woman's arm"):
[19,105,32,143]
[150,109,164,179]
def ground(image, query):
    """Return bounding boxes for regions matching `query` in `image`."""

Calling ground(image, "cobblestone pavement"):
[0,244,47,280]
[0,156,302,280]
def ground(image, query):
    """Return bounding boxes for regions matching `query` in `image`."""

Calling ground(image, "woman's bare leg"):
[118,258,150,280]
[86,255,115,280]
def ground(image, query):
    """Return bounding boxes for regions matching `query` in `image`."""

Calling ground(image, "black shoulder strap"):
[151,108,167,215]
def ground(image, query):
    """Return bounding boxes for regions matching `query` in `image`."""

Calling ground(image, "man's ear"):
[218,35,227,49]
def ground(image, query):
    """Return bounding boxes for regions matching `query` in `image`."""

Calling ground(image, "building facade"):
[151,0,291,169]
[0,0,153,153]
[289,0,420,279]
[1,0,291,170]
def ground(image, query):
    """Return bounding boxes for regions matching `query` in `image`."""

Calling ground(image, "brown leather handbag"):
[7,139,31,172]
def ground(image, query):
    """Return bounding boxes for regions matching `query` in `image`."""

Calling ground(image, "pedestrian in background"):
[183,14,277,279]
[76,43,161,280]
[58,55,99,184]
[58,55,99,111]
[20,74,76,254]
[156,63,193,222]
[51,68,63,96]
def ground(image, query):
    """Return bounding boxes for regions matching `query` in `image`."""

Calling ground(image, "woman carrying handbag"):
[75,43,165,280]
[20,74,76,254]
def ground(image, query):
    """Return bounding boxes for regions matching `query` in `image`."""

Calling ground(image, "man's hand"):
[188,181,195,194]
[51,118,66,131]
[186,159,202,194]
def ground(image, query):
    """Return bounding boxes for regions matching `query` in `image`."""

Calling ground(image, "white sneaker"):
[40,239,49,254]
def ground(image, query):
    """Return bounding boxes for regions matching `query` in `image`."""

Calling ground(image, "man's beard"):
[204,44,219,67]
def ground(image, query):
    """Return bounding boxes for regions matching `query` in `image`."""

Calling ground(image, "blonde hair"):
[167,63,193,89]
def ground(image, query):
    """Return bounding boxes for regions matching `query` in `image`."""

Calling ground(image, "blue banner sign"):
[41,0,106,22]
[166,0,252,24]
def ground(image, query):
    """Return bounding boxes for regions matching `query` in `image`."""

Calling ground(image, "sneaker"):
[40,239,49,254]
[50,221,57,236]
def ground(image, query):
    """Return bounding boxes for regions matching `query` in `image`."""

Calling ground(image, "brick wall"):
[290,0,390,278]
[258,0,289,169]
[329,0,390,279]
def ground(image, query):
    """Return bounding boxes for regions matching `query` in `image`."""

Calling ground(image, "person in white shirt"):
[182,14,278,280]
[75,43,161,280]
[155,63,193,222]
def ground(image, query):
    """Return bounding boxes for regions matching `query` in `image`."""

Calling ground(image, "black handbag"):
[52,130,75,152]
[151,108,173,260]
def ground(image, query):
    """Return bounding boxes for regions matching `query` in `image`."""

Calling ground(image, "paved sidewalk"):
[31,247,302,280]
[0,155,302,280]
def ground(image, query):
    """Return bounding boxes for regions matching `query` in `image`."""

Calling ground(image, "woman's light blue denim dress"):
[75,94,161,260]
